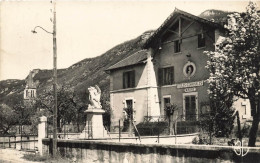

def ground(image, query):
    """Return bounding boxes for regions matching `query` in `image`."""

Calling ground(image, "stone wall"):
[42,139,260,163]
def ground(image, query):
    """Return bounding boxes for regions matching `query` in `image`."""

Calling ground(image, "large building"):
[106,8,252,132]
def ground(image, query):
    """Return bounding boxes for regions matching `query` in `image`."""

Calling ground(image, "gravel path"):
[0,148,41,163]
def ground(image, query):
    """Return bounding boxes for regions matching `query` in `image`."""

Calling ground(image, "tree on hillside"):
[36,85,85,132]
[204,2,260,146]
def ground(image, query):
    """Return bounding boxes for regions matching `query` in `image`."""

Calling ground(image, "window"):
[174,40,181,53]
[185,95,197,121]
[126,100,133,109]
[198,33,205,48]
[31,90,34,97]
[158,67,174,86]
[123,70,135,89]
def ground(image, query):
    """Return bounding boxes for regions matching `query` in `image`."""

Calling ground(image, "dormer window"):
[174,40,181,53]
[198,33,205,48]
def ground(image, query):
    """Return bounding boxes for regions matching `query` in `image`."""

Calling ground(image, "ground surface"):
[0,148,41,163]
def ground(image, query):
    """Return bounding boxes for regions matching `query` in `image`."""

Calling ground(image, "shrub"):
[135,121,168,136]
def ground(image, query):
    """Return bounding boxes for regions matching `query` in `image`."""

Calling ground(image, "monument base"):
[79,108,109,139]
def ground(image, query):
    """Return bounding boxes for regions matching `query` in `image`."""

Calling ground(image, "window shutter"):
[123,72,126,89]
[158,68,163,86]
[171,66,174,84]
[174,40,181,53]
[174,41,177,53]
[131,70,135,88]
[198,34,205,48]
[178,40,181,52]
[198,34,201,47]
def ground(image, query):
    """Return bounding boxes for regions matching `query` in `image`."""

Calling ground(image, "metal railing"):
[143,116,167,122]
[0,134,38,151]
[141,114,200,135]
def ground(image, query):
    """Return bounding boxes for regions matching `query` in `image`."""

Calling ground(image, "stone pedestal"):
[80,108,108,139]
[38,116,47,155]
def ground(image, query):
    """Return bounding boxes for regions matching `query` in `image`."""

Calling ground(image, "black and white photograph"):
[0,0,260,162]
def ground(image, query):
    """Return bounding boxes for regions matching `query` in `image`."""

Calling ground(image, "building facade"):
[106,9,251,132]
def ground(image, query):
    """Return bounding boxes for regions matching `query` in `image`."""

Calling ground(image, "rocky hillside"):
[0,31,154,108]
[199,9,232,25]
[0,9,233,108]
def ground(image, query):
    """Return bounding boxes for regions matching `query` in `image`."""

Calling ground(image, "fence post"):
[38,116,47,155]
[157,119,160,144]
[119,120,121,142]
[3,137,5,148]
[88,120,90,139]
[34,135,35,150]
[64,124,66,139]
[9,137,10,148]
[14,136,16,149]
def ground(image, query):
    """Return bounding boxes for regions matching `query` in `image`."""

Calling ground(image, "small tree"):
[0,104,18,134]
[100,94,111,131]
[123,105,134,135]
[199,100,235,141]
[164,103,178,135]
[36,85,85,132]
[13,102,36,134]
[204,2,260,146]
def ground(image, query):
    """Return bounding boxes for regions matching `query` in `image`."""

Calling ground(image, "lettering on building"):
[177,81,203,89]
[184,87,196,93]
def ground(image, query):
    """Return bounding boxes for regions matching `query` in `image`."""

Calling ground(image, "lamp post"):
[32,1,57,158]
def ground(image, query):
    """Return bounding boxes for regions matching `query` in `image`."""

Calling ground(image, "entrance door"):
[163,97,171,115]
[126,99,133,120]
[125,99,133,135]
[183,93,198,121]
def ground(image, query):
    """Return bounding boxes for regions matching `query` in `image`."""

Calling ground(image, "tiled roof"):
[143,8,225,48]
[106,50,147,71]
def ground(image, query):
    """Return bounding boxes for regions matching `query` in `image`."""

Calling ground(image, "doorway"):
[183,92,198,121]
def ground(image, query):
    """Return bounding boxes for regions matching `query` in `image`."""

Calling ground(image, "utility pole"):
[32,0,58,157]
[52,1,57,158]
[52,0,58,158]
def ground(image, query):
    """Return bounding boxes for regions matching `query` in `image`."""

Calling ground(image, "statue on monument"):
[80,85,108,139]
[88,85,102,109]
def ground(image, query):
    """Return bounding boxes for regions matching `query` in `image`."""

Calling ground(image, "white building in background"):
[24,71,37,100]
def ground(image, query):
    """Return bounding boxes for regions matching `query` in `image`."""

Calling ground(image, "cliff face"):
[0,31,153,107]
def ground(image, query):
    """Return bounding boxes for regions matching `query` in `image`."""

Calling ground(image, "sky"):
[0,0,258,80]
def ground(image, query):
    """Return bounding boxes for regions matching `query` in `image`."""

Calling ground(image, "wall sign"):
[184,87,196,92]
[183,61,196,78]
[177,81,203,88]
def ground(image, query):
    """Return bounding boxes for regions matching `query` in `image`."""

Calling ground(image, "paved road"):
[0,148,41,163]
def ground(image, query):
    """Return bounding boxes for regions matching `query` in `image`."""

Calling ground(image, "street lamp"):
[32,1,58,158]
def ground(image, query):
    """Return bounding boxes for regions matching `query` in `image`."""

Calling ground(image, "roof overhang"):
[143,8,226,49]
